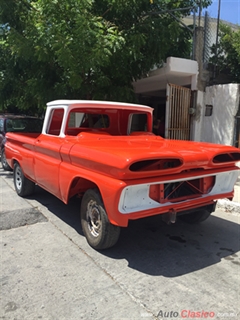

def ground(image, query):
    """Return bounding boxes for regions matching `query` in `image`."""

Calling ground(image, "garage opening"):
[137,84,192,140]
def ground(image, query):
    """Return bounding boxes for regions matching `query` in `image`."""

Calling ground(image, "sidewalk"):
[217,176,240,214]
[233,184,240,203]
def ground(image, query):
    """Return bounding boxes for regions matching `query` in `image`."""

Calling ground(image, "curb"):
[217,199,240,214]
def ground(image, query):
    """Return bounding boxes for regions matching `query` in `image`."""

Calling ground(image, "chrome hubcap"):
[15,166,22,191]
[86,200,101,237]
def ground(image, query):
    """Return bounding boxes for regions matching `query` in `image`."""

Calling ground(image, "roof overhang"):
[133,57,198,96]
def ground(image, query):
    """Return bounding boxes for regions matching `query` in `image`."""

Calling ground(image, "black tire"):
[81,189,120,250]
[179,209,211,224]
[1,148,12,171]
[13,163,35,197]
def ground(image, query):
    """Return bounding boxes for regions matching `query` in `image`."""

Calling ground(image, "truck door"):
[165,83,191,140]
[34,109,64,198]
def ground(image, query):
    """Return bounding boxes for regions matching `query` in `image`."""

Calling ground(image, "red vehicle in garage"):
[0,114,43,170]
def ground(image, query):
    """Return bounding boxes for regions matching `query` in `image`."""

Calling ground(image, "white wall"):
[191,90,205,141]
[201,84,239,145]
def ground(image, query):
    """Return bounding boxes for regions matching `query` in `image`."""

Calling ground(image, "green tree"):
[0,0,211,113]
[210,23,240,83]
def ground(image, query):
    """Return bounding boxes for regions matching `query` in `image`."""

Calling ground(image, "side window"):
[47,109,64,136]
[6,119,14,132]
[129,113,147,133]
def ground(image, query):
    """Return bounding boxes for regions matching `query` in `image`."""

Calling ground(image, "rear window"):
[68,112,109,129]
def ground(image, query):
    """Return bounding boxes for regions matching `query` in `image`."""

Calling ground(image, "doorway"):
[165,83,192,140]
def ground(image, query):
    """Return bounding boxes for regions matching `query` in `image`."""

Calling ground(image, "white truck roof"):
[47,100,152,111]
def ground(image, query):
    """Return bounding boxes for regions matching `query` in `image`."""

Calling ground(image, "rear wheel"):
[1,148,12,171]
[13,163,35,197]
[81,189,120,250]
[179,209,211,224]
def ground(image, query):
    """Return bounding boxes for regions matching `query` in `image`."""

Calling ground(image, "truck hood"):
[68,133,240,179]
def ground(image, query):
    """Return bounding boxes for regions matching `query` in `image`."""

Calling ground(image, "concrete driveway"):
[1,168,239,320]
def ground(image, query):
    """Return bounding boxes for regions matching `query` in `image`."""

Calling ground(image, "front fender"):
[58,162,127,226]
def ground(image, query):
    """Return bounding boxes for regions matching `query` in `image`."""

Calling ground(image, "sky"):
[204,0,240,25]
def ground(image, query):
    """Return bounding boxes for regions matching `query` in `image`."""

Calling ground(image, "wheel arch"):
[11,158,20,170]
[66,176,101,202]
[6,153,22,171]
[64,174,126,226]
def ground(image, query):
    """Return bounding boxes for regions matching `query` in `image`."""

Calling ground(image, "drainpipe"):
[233,85,240,147]
[213,0,221,80]
[194,26,205,91]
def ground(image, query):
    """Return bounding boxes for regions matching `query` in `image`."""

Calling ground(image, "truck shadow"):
[33,185,240,278]
[32,185,83,235]
[1,170,239,278]
[105,214,240,277]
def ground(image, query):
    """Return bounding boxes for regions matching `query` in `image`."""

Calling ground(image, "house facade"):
[133,56,240,147]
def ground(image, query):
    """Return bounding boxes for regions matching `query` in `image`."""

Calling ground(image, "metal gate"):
[165,83,191,140]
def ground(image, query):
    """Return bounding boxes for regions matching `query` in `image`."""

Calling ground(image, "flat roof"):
[47,100,152,111]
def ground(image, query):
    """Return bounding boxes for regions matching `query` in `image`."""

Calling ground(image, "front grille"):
[149,176,215,203]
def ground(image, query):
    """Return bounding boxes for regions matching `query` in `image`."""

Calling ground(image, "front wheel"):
[13,163,35,197]
[81,189,120,250]
[179,209,211,224]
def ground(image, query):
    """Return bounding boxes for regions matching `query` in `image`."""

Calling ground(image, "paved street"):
[1,168,240,320]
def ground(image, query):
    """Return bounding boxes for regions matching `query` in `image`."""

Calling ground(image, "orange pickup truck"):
[5,100,240,249]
